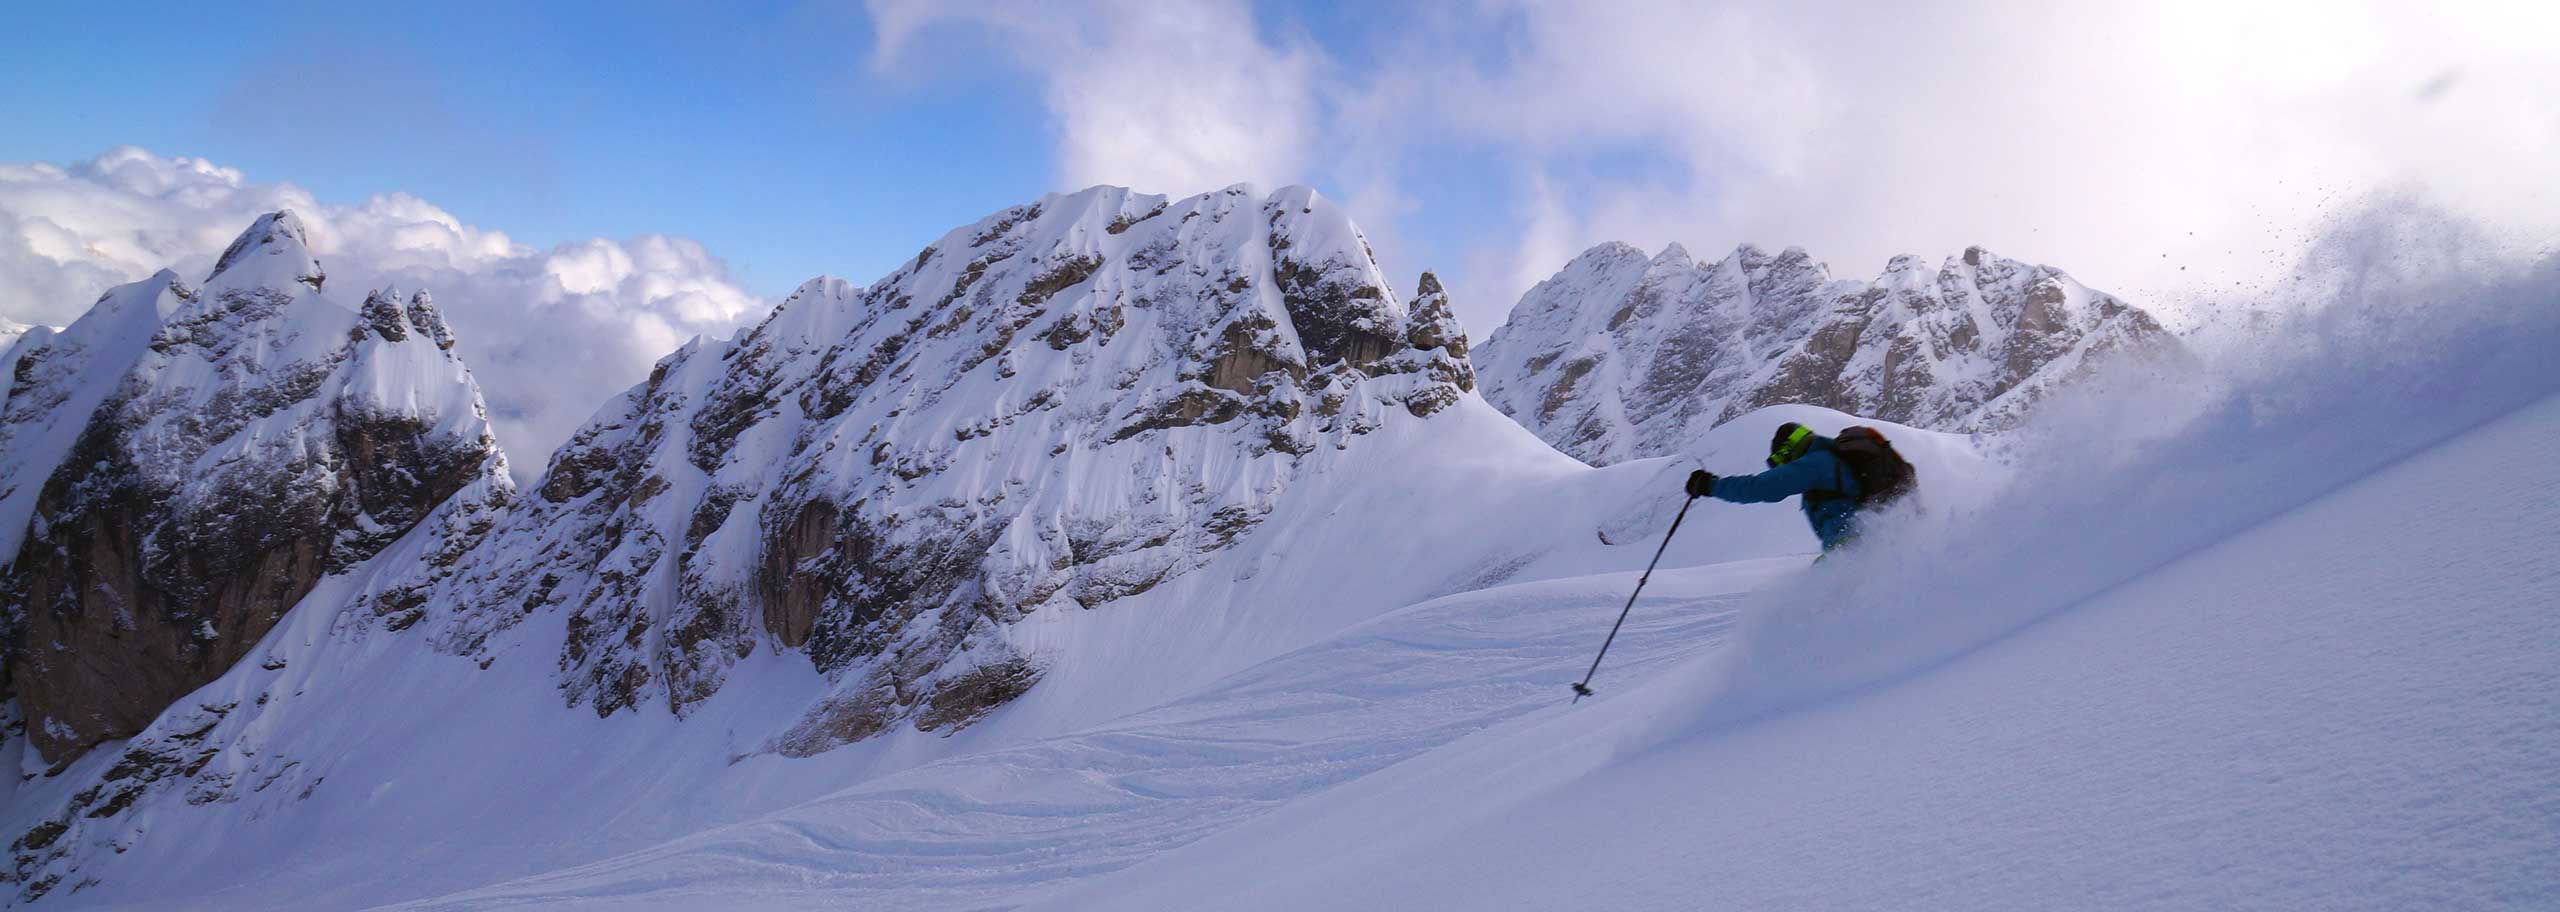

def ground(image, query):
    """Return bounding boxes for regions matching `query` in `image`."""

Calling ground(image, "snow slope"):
[1072,385,2560,911]
[383,559,1800,911]
[369,382,2560,911]
[1053,249,2560,909]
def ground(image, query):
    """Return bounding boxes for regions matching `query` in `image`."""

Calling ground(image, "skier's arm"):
[1709,452,1836,504]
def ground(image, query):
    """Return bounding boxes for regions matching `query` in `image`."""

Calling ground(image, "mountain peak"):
[0,215,508,766]
[206,209,324,292]
[349,184,1477,760]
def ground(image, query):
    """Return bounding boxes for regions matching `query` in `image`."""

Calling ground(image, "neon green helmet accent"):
[1767,424,1814,467]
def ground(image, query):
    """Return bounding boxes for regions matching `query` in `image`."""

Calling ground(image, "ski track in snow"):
[385,561,1800,910]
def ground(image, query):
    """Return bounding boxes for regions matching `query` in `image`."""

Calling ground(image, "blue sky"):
[2,2,1088,297]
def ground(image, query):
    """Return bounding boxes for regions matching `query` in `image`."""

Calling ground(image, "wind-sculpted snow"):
[1649,220,2560,740]
[1477,242,2179,465]
[380,563,1790,911]
[342,184,1477,756]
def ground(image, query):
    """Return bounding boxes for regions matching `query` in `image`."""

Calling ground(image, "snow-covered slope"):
[343,368,2560,912]
[0,210,508,770]
[1476,242,2179,465]
[1061,387,2560,912]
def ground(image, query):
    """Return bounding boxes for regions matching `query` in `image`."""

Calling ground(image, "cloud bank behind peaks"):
[864,0,2560,338]
[0,147,769,473]
[866,0,1318,197]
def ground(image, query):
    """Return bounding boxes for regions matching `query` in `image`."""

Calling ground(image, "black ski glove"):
[1685,470,1717,498]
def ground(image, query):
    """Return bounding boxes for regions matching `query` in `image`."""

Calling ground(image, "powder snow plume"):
[1627,201,2560,744]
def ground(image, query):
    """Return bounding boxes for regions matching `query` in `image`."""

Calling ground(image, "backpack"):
[1831,426,1917,508]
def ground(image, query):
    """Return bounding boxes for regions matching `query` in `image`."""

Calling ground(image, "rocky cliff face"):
[1475,242,2178,465]
[0,211,510,764]
[358,184,1472,756]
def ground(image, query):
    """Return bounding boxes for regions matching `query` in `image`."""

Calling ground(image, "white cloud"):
[0,147,768,471]
[866,0,2560,336]
[1387,0,2560,332]
[866,0,1318,196]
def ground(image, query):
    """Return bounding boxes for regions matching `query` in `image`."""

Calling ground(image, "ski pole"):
[1571,495,1695,703]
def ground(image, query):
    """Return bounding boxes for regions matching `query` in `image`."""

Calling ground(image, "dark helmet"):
[1767,422,1815,468]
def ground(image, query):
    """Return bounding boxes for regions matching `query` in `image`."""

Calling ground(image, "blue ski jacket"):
[1708,434,1864,550]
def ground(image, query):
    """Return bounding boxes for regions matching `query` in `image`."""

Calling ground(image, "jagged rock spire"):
[361,287,412,341]
[407,290,456,350]
[1405,271,1469,359]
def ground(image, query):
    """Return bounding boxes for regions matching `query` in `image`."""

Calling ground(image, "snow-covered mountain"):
[0,211,508,769]
[357,183,1479,753]
[1475,242,2179,465]
[0,185,1642,907]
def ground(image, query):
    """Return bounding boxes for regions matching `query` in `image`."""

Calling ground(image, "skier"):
[1684,421,1915,552]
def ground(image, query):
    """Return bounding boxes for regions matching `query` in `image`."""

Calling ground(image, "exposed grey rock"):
[1477,242,2181,464]
[349,184,1471,758]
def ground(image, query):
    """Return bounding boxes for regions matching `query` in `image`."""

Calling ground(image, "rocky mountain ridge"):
[1475,241,2178,465]
[376,183,1474,755]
